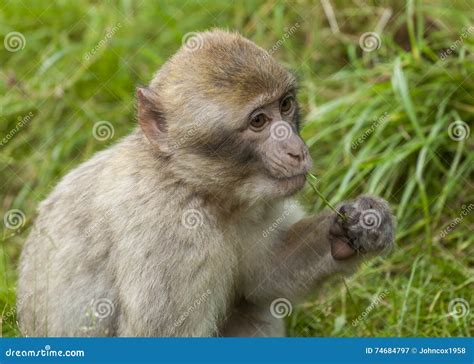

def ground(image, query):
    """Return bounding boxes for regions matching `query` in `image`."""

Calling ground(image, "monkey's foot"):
[329,195,395,260]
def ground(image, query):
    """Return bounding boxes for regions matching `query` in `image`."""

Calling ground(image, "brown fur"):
[18,30,395,337]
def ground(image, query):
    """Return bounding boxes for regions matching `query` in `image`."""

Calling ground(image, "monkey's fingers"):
[330,238,356,260]
[329,216,356,260]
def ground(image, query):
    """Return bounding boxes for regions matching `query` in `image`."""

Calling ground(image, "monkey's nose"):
[287,151,302,161]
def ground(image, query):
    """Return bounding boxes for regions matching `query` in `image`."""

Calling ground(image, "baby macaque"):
[18,29,395,337]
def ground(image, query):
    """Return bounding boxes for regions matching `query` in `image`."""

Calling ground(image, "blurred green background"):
[0,0,472,337]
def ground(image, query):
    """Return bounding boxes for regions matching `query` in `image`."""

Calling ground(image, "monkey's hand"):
[329,195,395,260]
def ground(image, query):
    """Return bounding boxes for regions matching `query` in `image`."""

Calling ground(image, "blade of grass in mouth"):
[306,172,346,220]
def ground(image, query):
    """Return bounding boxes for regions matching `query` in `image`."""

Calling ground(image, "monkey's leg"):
[220,300,285,337]
[244,195,395,304]
[114,237,233,337]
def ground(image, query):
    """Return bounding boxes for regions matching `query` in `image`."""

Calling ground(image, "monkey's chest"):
[222,222,279,286]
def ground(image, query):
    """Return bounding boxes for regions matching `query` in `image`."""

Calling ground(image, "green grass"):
[1,0,473,337]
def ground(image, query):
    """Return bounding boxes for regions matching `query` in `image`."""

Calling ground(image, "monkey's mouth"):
[272,174,306,193]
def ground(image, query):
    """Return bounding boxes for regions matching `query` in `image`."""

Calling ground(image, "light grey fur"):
[17,130,394,336]
[17,30,395,337]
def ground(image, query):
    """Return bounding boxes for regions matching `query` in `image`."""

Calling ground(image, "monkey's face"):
[235,92,313,199]
[138,30,313,202]
[165,90,313,202]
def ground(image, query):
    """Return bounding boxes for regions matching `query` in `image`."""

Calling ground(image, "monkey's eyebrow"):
[245,85,298,117]
[282,87,297,98]
[269,85,298,103]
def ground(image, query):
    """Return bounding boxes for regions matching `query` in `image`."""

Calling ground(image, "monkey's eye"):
[249,113,268,131]
[280,95,295,115]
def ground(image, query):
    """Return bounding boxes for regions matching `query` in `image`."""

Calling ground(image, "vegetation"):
[1,0,472,337]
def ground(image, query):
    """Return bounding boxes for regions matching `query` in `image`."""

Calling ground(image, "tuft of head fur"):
[151,29,296,129]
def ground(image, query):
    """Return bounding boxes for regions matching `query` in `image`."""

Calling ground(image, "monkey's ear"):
[136,87,168,150]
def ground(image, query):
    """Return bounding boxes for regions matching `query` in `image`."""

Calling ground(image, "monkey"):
[17,29,395,337]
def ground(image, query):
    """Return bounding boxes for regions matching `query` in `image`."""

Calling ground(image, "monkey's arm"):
[245,195,395,303]
[245,210,349,302]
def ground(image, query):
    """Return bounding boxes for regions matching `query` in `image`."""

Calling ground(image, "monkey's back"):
[17,140,124,336]
[17,131,240,336]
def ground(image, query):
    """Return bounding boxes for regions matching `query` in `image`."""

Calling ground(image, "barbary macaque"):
[18,29,395,337]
